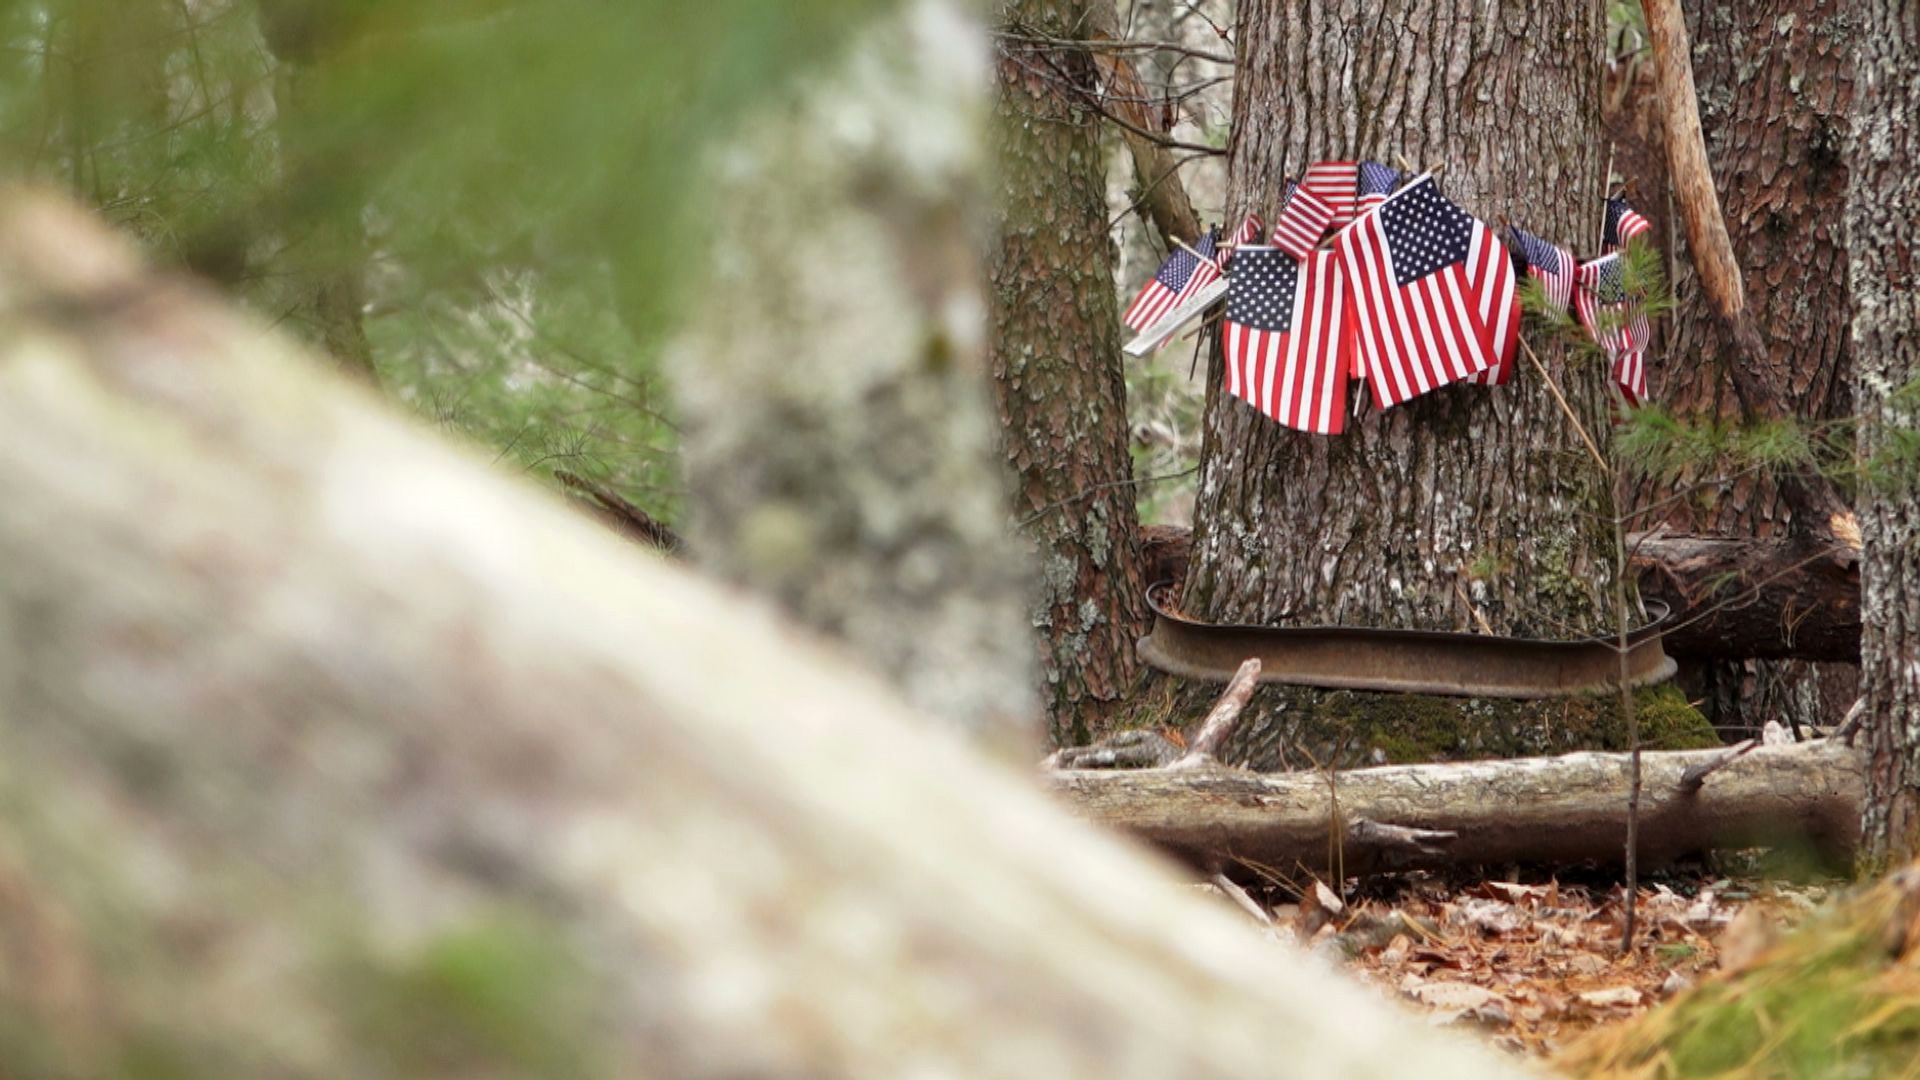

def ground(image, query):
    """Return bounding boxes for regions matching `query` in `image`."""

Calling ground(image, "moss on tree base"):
[1123,676,1718,770]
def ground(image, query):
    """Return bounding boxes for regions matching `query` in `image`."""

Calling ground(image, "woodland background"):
[0,0,1915,1075]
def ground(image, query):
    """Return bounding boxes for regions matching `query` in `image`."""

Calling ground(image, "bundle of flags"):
[1120,166,1660,435]
[1222,163,1521,430]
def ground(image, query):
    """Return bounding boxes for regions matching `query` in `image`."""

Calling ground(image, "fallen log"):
[1136,525,1863,662]
[1052,740,1866,877]
[1629,530,1861,662]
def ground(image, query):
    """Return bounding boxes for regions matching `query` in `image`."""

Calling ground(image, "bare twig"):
[991,28,1235,67]
[1175,657,1261,765]
[1016,465,1199,528]
[1210,873,1274,925]
[1347,819,1459,860]
[1679,739,1760,791]
[1520,336,1609,472]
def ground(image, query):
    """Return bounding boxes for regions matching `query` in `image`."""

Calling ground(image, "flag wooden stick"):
[1519,336,1609,472]
[1173,237,1214,264]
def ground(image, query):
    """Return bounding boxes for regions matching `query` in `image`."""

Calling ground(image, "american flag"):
[1333,174,1500,407]
[1356,161,1402,214]
[1270,184,1337,259]
[1575,253,1653,403]
[1603,195,1651,251]
[1299,160,1359,227]
[1221,212,1265,269]
[1464,220,1520,386]
[1122,232,1221,332]
[1223,246,1352,434]
[1507,225,1574,313]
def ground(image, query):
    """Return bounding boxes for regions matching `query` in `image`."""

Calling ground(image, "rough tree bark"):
[1643,0,1853,536]
[669,4,1039,755]
[1181,0,1621,767]
[1850,0,1920,864]
[1139,521,1863,663]
[1630,0,1858,736]
[991,0,1149,746]
[0,186,1529,1078]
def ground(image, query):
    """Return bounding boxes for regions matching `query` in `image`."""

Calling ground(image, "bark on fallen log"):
[1135,525,1863,662]
[1052,740,1866,877]
[1629,530,1861,662]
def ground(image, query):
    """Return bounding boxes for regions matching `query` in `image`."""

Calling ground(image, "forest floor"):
[1209,865,1837,1061]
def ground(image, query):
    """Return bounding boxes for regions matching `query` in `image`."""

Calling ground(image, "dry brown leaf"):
[1410,981,1502,1011]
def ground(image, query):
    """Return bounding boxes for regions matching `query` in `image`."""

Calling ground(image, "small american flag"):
[1222,212,1265,269]
[1464,220,1520,386]
[1334,174,1499,407]
[1603,195,1651,251]
[1270,185,1337,259]
[1575,253,1653,403]
[1223,246,1352,434]
[1356,161,1402,214]
[1508,225,1575,313]
[1123,232,1221,332]
[1298,160,1359,227]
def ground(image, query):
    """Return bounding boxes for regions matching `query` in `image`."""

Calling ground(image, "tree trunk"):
[1054,740,1866,876]
[0,184,1528,1079]
[1135,522,1864,662]
[1189,0,1614,636]
[1629,0,1857,739]
[991,0,1148,746]
[669,4,1040,756]
[1643,0,1853,538]
[1850,0,1920,865]
[1181,0,1620,767]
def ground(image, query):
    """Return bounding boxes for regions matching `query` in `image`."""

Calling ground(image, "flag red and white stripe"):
[1575,253,1653,404]
[1603,195,1651,251]
[1464,225,1520,386]
[1332,174,1498,408]
[1298,160,1359,228]
[1508,225,1576,314]
[1223,246,1352,434]
[1121,233,1220,332]
[1269,188,1337,259]
[1221,212,1264,269]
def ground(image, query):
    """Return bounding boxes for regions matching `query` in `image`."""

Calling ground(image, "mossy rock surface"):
[1125,675,1718,770]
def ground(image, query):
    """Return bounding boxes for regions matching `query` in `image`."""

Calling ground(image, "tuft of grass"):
[1560,864,1920,1079]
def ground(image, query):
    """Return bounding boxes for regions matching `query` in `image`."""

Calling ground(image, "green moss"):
[1088,672,1184,740]
[1206,681,1718,770]
[336,914,605,1080]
